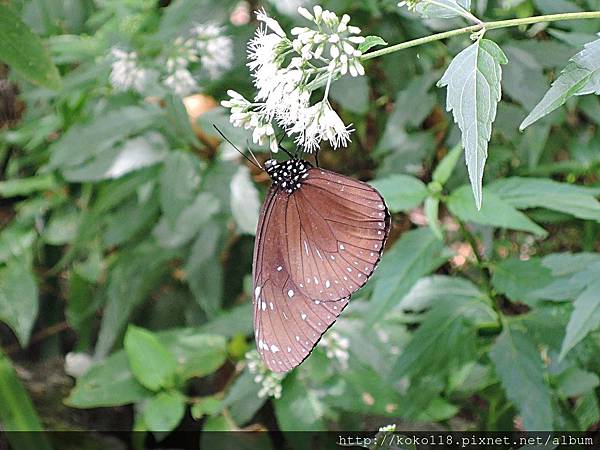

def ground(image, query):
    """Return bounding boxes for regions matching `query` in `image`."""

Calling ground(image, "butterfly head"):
[265,158,311,194]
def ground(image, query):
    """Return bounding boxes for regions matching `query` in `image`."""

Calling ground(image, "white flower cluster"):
[221,7,366,153]
[318,330,350,369]
[245,350,285,399]
[109,49,152,93]
[108,21,233,97]
[193,23,234,79]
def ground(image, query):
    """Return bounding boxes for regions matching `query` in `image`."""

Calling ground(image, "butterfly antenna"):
[213,125,262,169]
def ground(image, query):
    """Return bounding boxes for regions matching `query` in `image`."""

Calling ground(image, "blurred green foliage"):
[1,0,600,446]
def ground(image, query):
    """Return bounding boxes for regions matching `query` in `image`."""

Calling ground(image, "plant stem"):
[455,217,494,296]
[361,11,600,61]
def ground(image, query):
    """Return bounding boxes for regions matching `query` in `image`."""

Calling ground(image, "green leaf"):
[0,224,36,263]
[0,174,57,198]
[63,132,168,182]
[432,144,463,185]
[329,75,370,114]
[153,192,220,248]
[0,257,39,346]
[191,395,223,419]
[359,35,387,53]
[491,257,554,306]
[160,329,226,380]
[230,166,260,235]
[143,391,186,433]
[409,0,472,19]
[0,351,53,449]
[393,297,494,378]
[370,175,428,212]
[574,392,600,431]
[94,243,174,358]
[398,275,485,311]
[0,5,61,90]
[159,151,201,227]
[560,278,600,360]
[424,196,443,239]
[489,326,553,430]
[66,351,153,408]
[49,106,163,170]
[222,370,265,425]
[556,367,600,398]
[502,45,548,110]
[437,39,508,209]
[366,228,450,325]
[274,372,326,431]
[70,329,225,408]
[186,220,226,317]
[164,94,200,147]
[124,325,178,391]
[488,177,600,223]
[446,185,547,236]
[521,38,600,130]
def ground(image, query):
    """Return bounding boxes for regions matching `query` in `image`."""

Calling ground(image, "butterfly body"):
[253,157,391,372]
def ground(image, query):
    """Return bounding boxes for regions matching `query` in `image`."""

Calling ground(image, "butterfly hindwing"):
[283,167,391,302]
[253,188,348,372]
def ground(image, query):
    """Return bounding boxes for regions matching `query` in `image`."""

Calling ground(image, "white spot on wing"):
[287,289,294,298]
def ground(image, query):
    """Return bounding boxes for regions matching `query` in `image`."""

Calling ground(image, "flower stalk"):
[362,11,600,61]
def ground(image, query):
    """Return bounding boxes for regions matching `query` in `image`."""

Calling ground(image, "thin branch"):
[361,11,600,61]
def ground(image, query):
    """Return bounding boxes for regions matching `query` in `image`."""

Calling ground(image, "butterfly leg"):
[315,148,320,168]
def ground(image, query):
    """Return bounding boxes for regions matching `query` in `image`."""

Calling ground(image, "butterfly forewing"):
[252,160,391,372]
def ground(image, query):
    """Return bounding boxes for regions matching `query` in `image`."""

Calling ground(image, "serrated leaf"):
[230,166,260,235]
[521,38,600,130]
[446,185,547,236]
[0,5,61,90]
[124,325,178,391]
[438,39,507,209]
[359,35,387,53]
[560,278,600,360]
[489,327,553,430]
[370,175,428,212]
[411,0,472,19]
[0,257,39,346]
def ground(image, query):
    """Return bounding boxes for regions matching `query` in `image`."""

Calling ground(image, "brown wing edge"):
[268,297,350,373]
